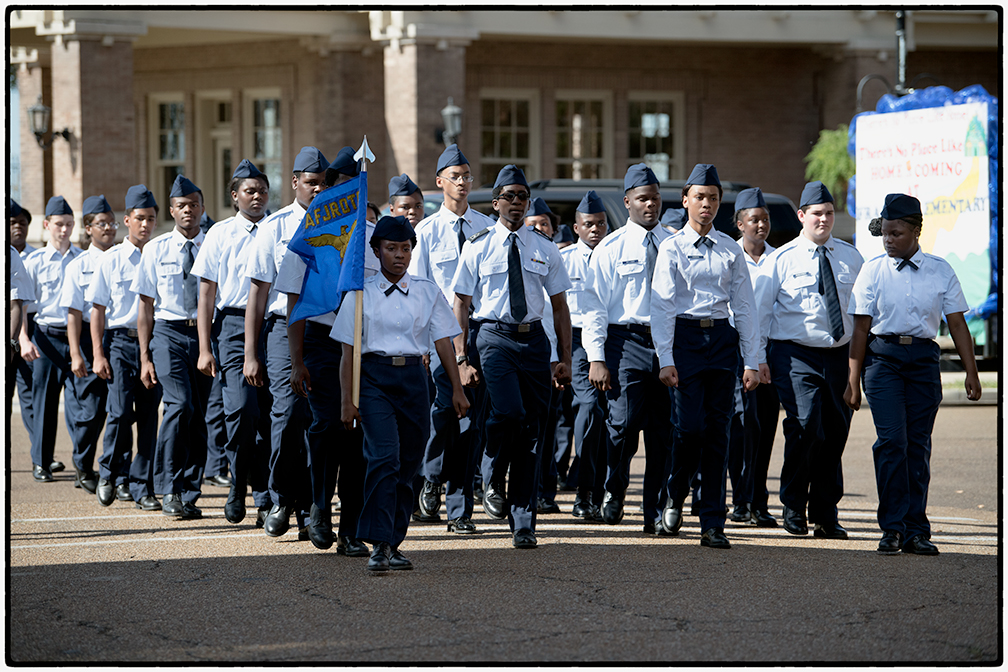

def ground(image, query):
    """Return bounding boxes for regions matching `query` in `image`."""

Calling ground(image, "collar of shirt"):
[798,232,836,257]
[170,226,205,249]
[495,222,528,249]
[437,203,476,227]
[621,218,666,248]
[376,272,411,294]
[44,242,77,260]
[890,247,925,270]
[120,236,143,261]
[574,238,594,258]
[679,223,717,248]
[233,210,262,233]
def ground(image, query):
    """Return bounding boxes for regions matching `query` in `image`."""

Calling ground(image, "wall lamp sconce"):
[28,95,71,149]
[439,97,463,147]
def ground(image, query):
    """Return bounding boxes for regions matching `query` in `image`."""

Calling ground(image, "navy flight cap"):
[880,193,922,220]
[45,196,73,217]
[327,146,359,179]
[125,185,158,211]
[10,198,23,218]
[293,146,329,174]
[170,175,202,199]
[388,174,420,198]
[624,163,659,192]
[799,181,834,208]
[232,159,266,181]
[436,144,469,175]
[660,207,687,230]
[734,187,767,214]
[685,163,721,188]
[370,215,415,245]
[577,190,606,214]
[82,195,113,216]
[494,164,529,191]
[525,197,555,219]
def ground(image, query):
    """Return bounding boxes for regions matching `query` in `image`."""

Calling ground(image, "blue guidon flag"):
[287,171,367,323]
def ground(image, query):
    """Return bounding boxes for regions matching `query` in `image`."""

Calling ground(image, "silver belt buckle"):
[391,356,406,366]
[699,318,713,328]
[898,335,912,345]
[185,319,197,327]
[517,323,531,333]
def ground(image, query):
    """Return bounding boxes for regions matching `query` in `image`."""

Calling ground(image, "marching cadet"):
[21,196,84,483]
[9,199,41,452]
[10,245,35,349]
[388,173,425,224]
[581,164,673,535]
[275,146,369,555]
[652,164,760,549]
[451,164,572,549]
[409,144,497,534]
[133,176,211,519]
[335,215,469,572]
[90,186,161,508]
[754,181,863,539]
[845,193,981,555]
[193,160,273,526]
[563,190,609,520]
[60,195,118,493]
[244,146,329,538]
[730,188,780,527]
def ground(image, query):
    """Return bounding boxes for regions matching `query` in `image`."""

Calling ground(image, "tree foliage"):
[804,124,855,211]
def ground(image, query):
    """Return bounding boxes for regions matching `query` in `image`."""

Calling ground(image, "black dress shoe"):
[115,483,132,502]
[74,468,99,494]
[600,490,624,525]
[537,498,561,515]
[368,542,391,572]
[903,533,939,555]
[389,548,413,570]
[337,536,370,557]
[643,518,669,536]
[814,521,849,539]
[447,517,477,534]
[701,527,731,549]
[180,501,203,520]
[418,479,442,518]
[729,503,751,523]
[224,486,247,524]
[255,505,271,528]
[308,504,334,550]
[473,481,485,501]
[748,507,778,527]
[298,527,309,542]
[162,493,183,517]
[202,474,232,488]
[482,482,507,520]
[49,460,66,473]
[572,491,594,519]
[513,528,537,549]
[661,498,683,536]
[411,508,441,523]
[878,530,903,555]
[33,464,54,482]
[782,505,808,535]
[263,504,292,537]
[96,478,116,507]
[135,495,161,511]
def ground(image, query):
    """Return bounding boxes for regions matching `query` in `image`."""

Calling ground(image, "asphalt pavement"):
[6,400,1000,664]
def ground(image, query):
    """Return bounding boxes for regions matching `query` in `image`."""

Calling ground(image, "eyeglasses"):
[90,221,119,230]
[495,191,530,203]
[443,174,474,185]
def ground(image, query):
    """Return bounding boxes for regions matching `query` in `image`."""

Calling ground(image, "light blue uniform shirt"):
[559,239,595,330]
[59,245,107,320]
[410,203,498,305]
[580,219,672,362]
[848,248,968,339]
[132,228,206,322]
[90,238,143,329]
[18,243,38,313]
[10,246,36,303]
[24,243,83,328]
[190,212,264,311]
[742,240,775,287]
[651,226,759,370]
[753,233,863,362]
[246,199,306,317]
[451,222,571,324]
[331,272,461,356]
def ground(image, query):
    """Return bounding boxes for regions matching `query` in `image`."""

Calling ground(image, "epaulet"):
[833,238,858,251]
[532,227,554,242]
[467,227,492,243]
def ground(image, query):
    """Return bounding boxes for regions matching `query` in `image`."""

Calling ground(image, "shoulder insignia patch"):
[467,227,492,243]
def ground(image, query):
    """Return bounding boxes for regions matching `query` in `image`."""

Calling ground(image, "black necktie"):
[508,232,527,322]
[817,246,844,341]
[384,283,407,296]
[645,230,658,285]
[694,235,714,249]
[456,218,466,253]
[897,258,918,271]
[182,240,197,313]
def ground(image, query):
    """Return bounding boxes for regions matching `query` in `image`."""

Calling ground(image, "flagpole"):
[352,136,376,408]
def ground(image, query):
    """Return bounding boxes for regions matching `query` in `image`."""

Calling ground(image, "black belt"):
[480,320,543,334]
[676,316,729,329]
[110,327,139,338]
[361,353,423,367]
[162,318,198,328]
[610,323,651,335]
[38,325,68,337]
[874,334,932,346]
[218,307,245,318]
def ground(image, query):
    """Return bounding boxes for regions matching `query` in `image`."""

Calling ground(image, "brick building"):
[8,9,999,242]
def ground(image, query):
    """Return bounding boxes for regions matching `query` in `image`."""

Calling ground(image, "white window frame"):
[147,93,186,224]
[627,91,686,181]
[242,87,284,213]
[554,89,614,180]
[478,88,541,184]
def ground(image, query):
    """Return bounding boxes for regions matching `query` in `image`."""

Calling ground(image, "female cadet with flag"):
[334,215,469,572]
[844,193,981,556]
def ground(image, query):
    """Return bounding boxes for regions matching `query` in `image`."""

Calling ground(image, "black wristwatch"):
[456,354,468,365]
[11,338,21,356]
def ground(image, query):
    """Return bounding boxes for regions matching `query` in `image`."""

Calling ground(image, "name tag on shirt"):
[158,262,181,276]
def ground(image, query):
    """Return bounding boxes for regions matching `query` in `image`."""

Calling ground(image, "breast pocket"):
[835,271,856,304]
[479,259,508,300]
[616,261,646,298]
[523,257,549,281]
[782,273,819,309]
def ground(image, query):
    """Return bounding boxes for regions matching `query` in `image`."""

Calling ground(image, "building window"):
[148,96,186,221]
[627,92,685,181]
[479,89,539,186]
[555,92,612,180]
[244,90,283,213]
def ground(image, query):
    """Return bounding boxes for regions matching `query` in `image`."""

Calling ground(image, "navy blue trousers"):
[569,328,606,499]
[768,339,851,524]
[746,380,780,511]
[213,310,271,508]
[727,376,751,506]
[264,314,311,517]
[8,316,36,447]
[666,323,738,532]
[862,336,942,539]
[602,327,672,524]
[303,322,364,538]
[204,371,229,478]
[98,330,162,500]
[537,385,562,502]
[478,323,550,533]
[357,359,430,548]
[553,386,575,484]
[152,321,210,503]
